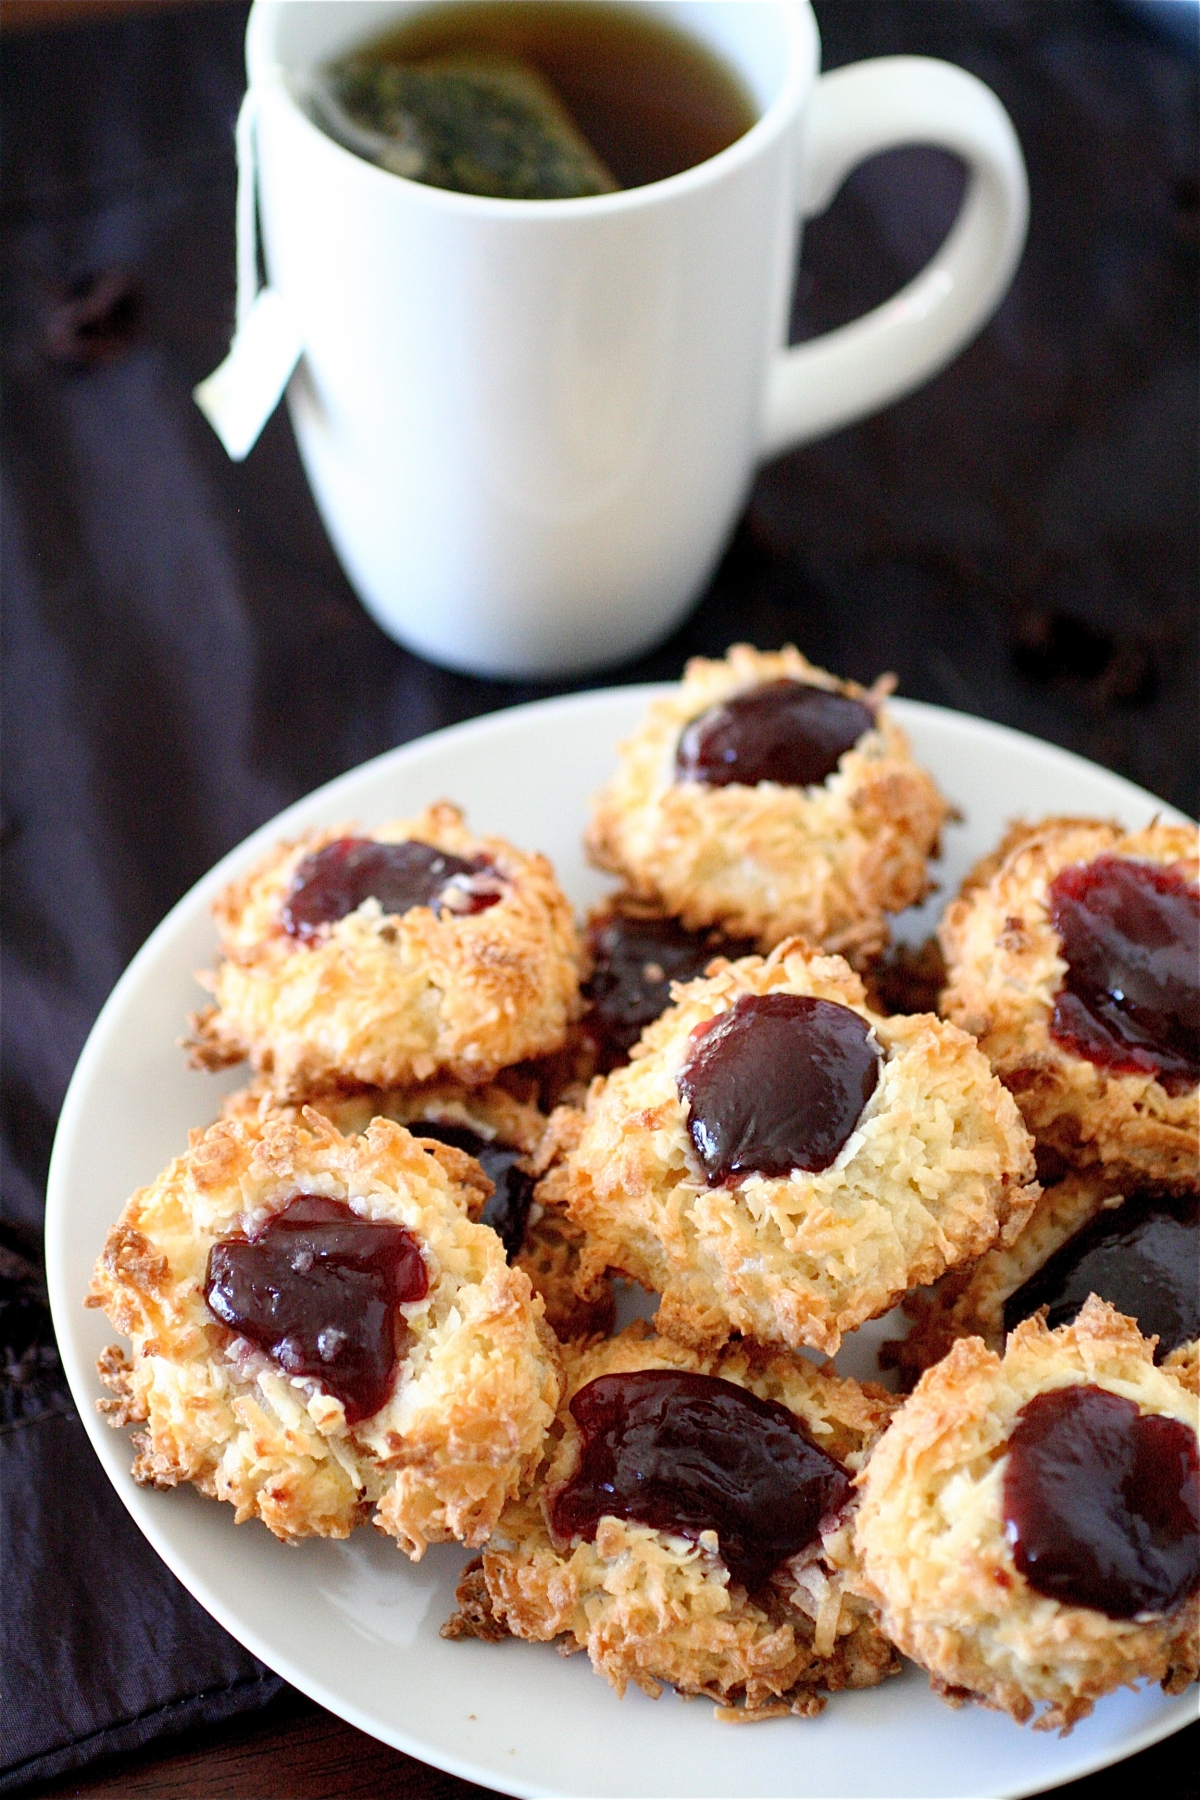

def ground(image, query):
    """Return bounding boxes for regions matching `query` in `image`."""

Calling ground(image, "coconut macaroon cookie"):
[836,1298,1200,1731]
[188,802,582,1098]
[538,939,1039,1357]
[585,645,950,963]
[939,817,1199,1184]
[581,893,757,1072]
[891,1168,1199,1384]
[224,1078,615,1342]
[88,1110,561,1553]
[444,1321,900,1719]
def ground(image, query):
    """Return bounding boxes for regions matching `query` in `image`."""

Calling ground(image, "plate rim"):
[45,686,1197,1799]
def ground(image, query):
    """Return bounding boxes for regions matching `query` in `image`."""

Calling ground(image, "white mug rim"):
[245,0,818,220]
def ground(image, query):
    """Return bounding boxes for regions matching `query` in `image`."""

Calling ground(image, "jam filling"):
[1002,1385,1200,1618]
[411,1121,535,1259]
[1047,856,1199,1093]
[584,913,756,1067]
[204,1196,428,1425]
[675,680,875,790]
[678,993,880,1185]
[283,837,503,939]
[548,1369,852,1592]
[1002,1186,1200,1359]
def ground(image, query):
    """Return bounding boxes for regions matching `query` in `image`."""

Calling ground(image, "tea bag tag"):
[194,286,302,461]
[194,86,301,460]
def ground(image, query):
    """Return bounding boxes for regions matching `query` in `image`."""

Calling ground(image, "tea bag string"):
[194,80,304,461]
[236,85,261,331]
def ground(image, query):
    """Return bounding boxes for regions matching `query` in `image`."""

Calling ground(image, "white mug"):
[230,1,1027,679]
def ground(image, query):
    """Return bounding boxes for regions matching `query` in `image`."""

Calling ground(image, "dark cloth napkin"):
[1,0,1196,1790]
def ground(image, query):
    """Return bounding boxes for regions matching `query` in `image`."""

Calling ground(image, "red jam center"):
[204,1196,428,1425]
[678,993,881,1185]
[1048,856,1199,1093]
[411,1121,534,1259]
[675,680,875,789]
[282,837,503,939]
[1002,1186,1199,1359]
[547,1369,852,1593]
[1002,1385,1200,1618]
[584,913,756,1066]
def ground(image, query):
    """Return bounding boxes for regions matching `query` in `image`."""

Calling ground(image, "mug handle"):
[760,56,1028,459]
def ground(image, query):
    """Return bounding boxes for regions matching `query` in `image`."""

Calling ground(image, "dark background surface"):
[1,0,1197,1793]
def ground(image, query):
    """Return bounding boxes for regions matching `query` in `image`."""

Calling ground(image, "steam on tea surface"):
[307,2,758,199]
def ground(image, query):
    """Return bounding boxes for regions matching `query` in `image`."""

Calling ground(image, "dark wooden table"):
[3,0,1197,1795]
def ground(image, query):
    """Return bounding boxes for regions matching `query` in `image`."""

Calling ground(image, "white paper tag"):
[193,286,303,461]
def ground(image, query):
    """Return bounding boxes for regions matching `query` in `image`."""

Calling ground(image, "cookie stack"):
[88,646,1199,1734]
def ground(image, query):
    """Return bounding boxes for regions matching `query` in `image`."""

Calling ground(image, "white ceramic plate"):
[47,688,1197,1800]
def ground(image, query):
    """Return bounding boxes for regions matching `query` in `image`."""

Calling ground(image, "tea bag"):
[304,53,619,199]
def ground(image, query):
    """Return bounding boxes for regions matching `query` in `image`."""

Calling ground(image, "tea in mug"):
[304,1,758,200]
